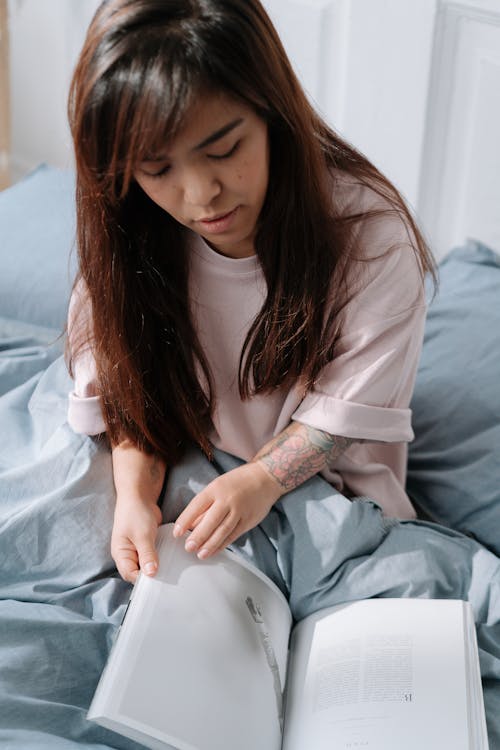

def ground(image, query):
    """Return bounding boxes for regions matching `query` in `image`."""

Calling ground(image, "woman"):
[67,0,436,583]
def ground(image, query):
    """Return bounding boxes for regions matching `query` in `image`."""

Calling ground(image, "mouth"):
[198,208,237,222]
[197,207,239,233]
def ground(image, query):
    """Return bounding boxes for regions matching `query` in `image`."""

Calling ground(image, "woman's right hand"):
[110,440,167,583]
[111,495,163,583]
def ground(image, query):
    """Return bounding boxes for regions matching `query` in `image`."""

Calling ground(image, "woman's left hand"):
[172,461,284,559]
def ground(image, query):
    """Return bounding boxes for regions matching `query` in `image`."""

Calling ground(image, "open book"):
[88,523,489,750]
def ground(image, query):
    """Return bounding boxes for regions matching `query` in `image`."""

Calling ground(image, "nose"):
[183,166,222,207]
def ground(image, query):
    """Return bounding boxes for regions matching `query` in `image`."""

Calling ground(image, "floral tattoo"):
[253,424,355,492]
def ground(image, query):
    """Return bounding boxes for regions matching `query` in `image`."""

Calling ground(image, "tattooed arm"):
[174,422,356,559]
[253,422,355,492]
[110,440,166,583]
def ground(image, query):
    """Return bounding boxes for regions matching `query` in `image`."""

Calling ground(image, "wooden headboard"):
[0,0,9,190]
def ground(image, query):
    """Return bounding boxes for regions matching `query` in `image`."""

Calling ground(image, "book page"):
[89,524,292,750]
[464,603,489,749]
[282,598,472,750]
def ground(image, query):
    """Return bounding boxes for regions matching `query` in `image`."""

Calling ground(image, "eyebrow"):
[142,118,244,162]
[193,117,244,151]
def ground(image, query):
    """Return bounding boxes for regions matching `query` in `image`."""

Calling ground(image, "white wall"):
[8,0,434,202]
[8,0,100,179]
[263,0,437,210]
[7,0,500,259]
[417,0,500,260]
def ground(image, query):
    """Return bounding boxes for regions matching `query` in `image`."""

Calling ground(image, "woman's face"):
[134,93,270,259]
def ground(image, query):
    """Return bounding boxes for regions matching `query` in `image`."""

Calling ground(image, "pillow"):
[0,164,77,331]
[407,239,500,556]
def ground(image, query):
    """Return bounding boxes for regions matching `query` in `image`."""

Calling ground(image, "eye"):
[137,160,171,179]
[144,164,171,179]
[207,141,241,161]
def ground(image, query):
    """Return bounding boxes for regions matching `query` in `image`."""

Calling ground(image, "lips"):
[198,209,235,223]
[197,206,239,234]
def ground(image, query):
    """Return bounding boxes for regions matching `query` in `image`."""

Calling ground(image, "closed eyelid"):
[138,137,240,176]
[139,118,244,166]
[138,163,171,179]
[207,140,240,159]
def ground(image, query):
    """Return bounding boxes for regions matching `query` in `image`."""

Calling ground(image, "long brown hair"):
[67,0,436,461]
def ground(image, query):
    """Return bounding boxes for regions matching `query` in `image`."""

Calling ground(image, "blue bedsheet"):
[1,332,499,749]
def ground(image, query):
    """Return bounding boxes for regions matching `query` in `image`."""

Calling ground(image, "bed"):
[0,164,499,749]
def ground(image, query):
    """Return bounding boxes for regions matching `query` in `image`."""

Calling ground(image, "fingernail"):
[185,540,197,552]
[144,562,157,575]
[197,548,209,560]
[173,523,182,538]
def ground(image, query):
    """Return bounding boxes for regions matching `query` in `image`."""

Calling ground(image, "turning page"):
[88,524,292,750]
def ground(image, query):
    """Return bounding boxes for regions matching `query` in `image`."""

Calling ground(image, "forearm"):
[252,422,355,494]
[173,422,355,560]
[111,439,166,505]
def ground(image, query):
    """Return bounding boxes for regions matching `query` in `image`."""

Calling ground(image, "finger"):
[178,510,207,532]
[189,511,207,530]
[114,548,140,584]
[183,502,234,554]
[198,521,248,560]
[136,537,159,577]
[220,519,247,551]
[173,493,214,537]
[193,512,240,560]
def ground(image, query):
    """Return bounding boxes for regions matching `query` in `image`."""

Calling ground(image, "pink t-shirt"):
[68,173,427,519]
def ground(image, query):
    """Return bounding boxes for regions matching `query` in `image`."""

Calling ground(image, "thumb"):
[137,538,159,577]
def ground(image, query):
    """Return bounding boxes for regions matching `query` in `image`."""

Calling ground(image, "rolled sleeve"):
[67,344,106,435]
[67,281,106,435]
[292,235,428,443]
[292,395,413,442]
[68,392,106,435]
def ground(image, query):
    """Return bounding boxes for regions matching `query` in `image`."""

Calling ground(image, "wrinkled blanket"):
[0,339,499,749]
